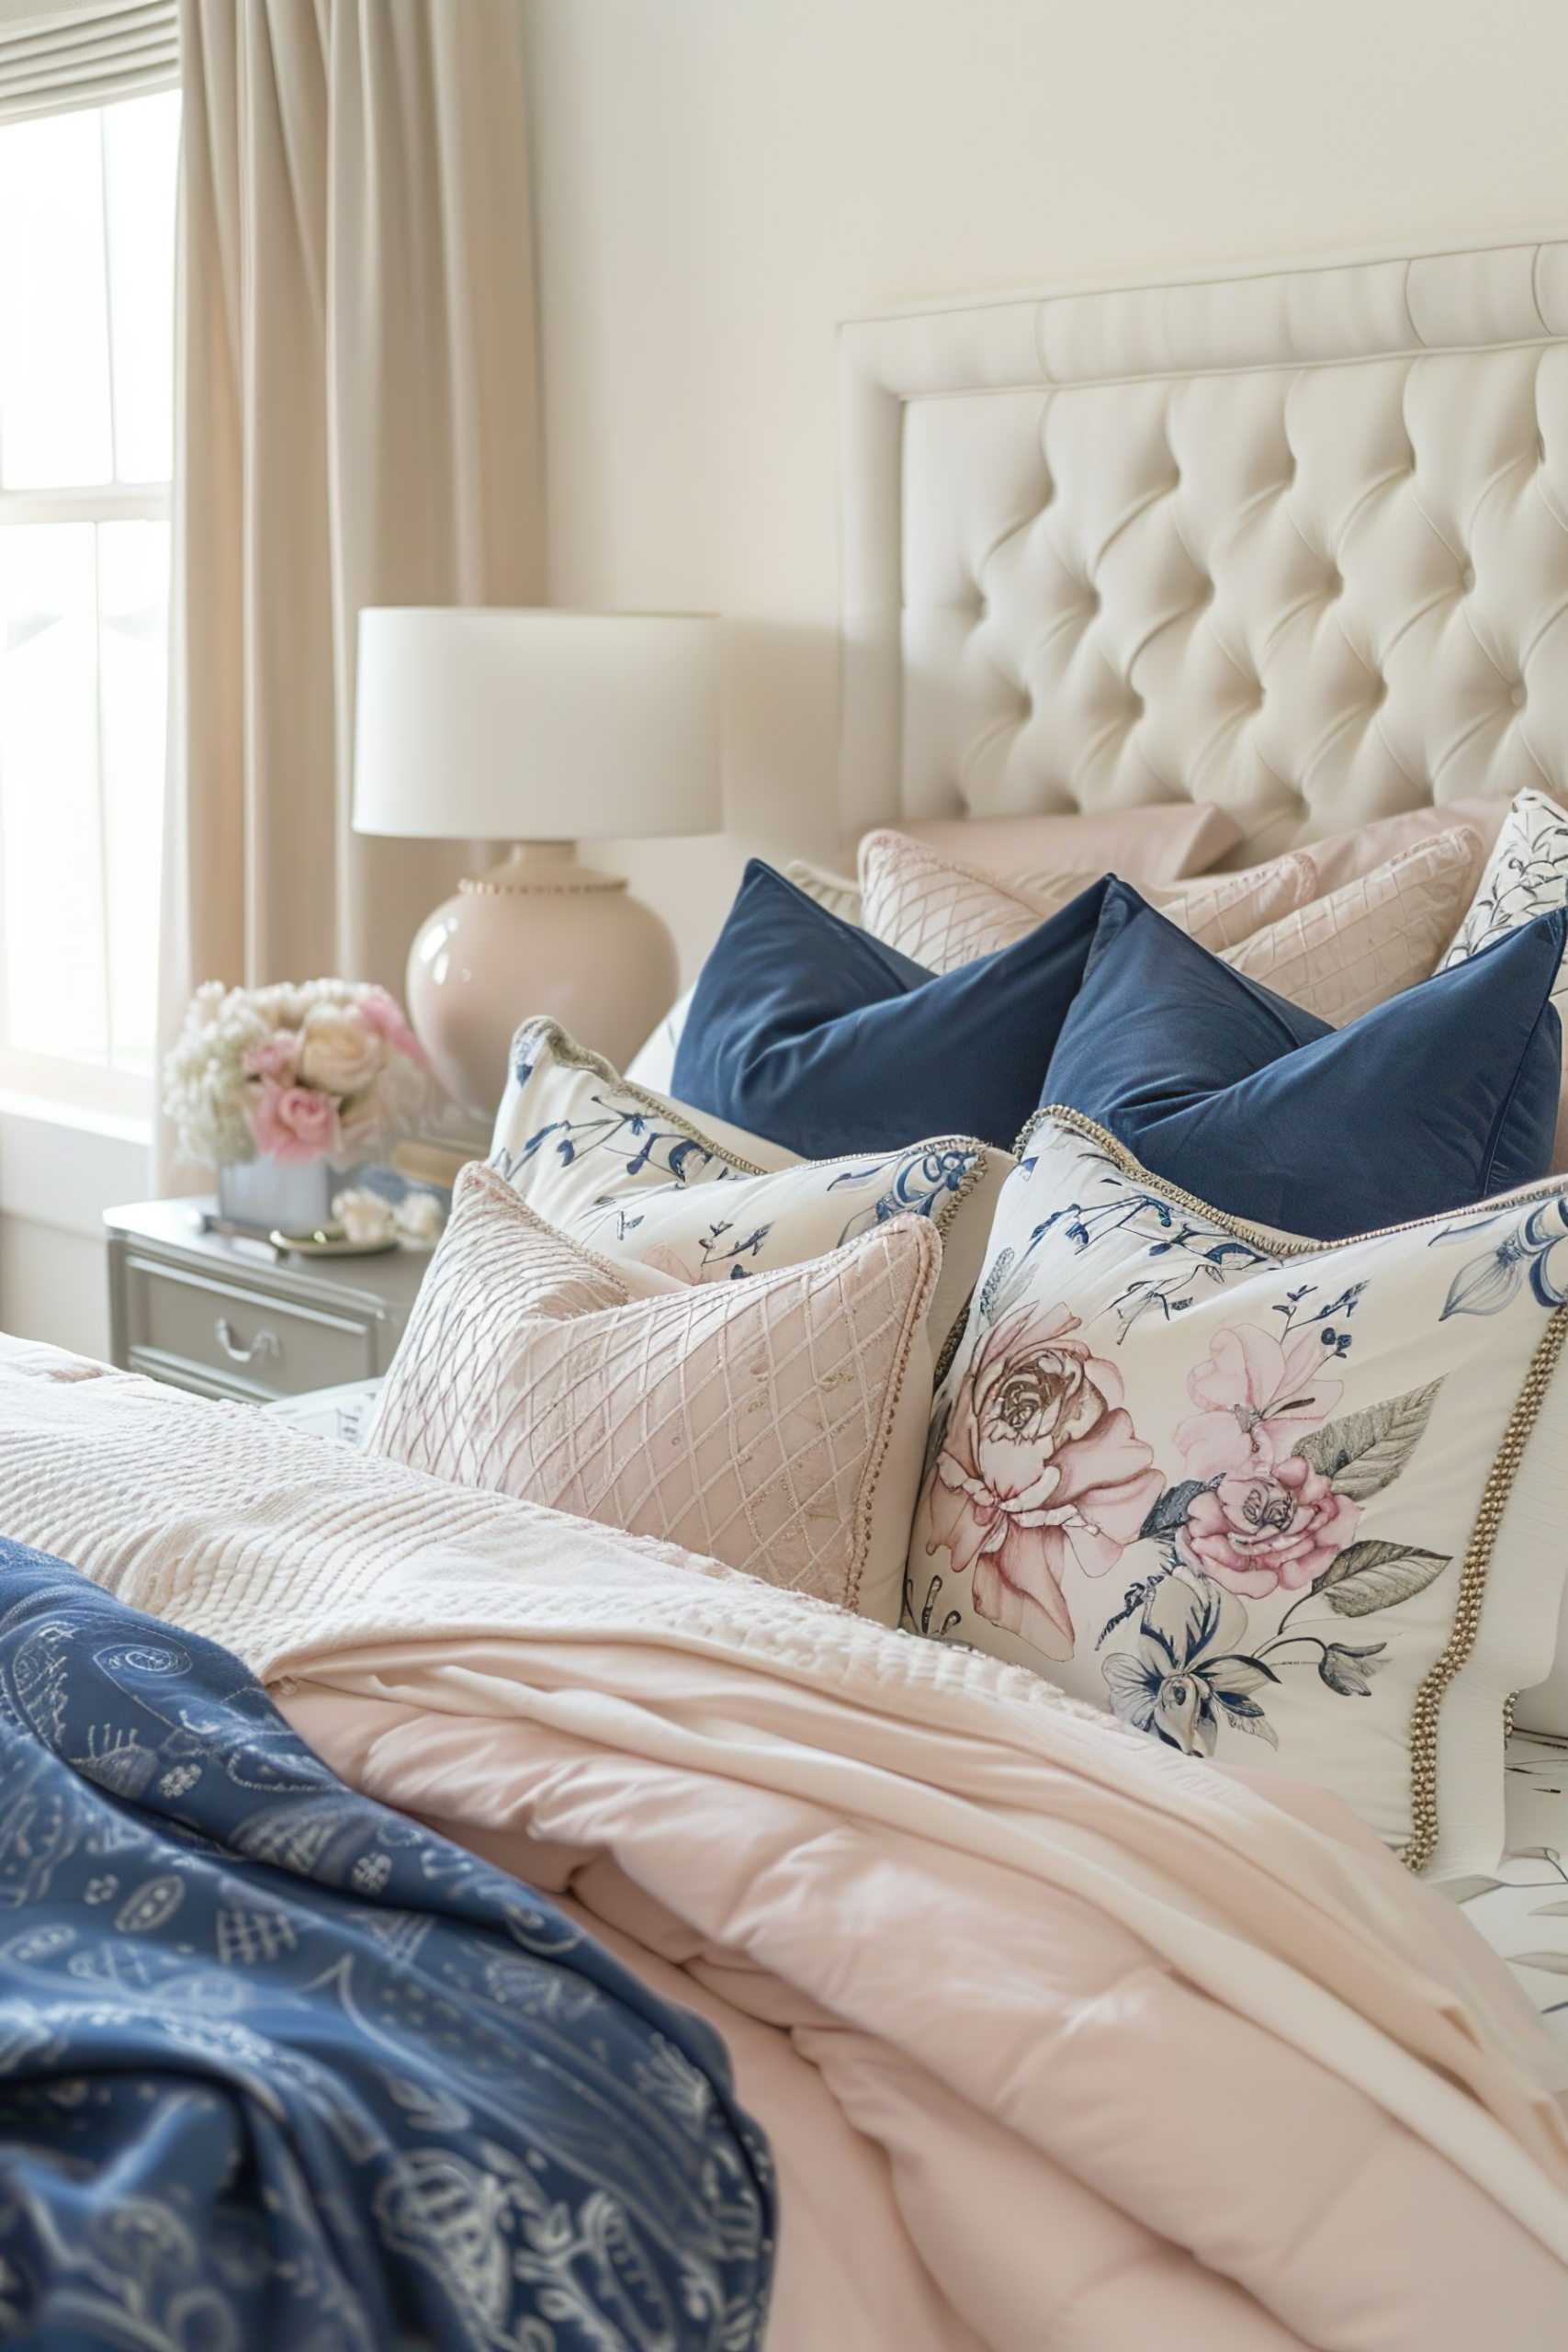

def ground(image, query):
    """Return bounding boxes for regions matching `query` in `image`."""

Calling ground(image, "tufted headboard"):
[839,231,1568,857]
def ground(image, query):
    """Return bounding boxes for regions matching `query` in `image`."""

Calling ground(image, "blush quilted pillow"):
[1221,828,1483,1024]
[856,830,1316,974]
[366,1162,941,1623]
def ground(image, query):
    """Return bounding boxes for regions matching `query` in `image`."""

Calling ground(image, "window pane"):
[0,112,113,490]
[0,524,107,1062]
[98,519,168,1070]
[104,92,180,484]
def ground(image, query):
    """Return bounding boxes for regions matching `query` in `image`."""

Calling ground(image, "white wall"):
[0,1105,149,1360]
[523,0,1568,977]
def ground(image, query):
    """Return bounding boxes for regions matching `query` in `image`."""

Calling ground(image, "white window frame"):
[0,480,172,1128]
[0,74,175,1131]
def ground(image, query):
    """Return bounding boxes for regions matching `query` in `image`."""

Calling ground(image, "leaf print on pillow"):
[1310,1538,1450,1617]
[1295,1380,1442,1499]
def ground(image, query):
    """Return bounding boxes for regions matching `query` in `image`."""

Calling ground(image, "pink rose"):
[248,1080,343,1165]
[1178,1455,1359,1599]
[242,1031,301,1084]
[924,1301,1163,1659]
[1174,1325,1343,1480]
[354,985,427,1072]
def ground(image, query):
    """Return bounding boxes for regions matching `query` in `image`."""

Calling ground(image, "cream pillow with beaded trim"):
[367,1162,940,1623]
[491,1018,1011,1356]
[905,1107,1568,1879]
[856,830,1316,975]
[1439,787,1568,1173]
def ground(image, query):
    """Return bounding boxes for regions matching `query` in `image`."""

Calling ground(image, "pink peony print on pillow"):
[907,1108,1568,1872]
[1179,1459,1360,1600]
[367,1162,941,1623]
[924,1301,1162,1657]
[1173,1325,1345,1480]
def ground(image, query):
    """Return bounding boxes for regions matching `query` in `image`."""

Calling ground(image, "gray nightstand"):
[104,1198,429,1404]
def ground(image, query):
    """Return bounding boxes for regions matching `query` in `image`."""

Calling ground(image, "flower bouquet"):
[164,979,429,1227]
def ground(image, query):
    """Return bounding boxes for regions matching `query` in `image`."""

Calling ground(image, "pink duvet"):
[280,1659,1568,2351]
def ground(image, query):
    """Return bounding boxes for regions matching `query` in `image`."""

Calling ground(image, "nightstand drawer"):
[121,1255,378,1401]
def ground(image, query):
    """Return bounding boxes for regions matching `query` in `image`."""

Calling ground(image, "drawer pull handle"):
[214,1317,281,1365]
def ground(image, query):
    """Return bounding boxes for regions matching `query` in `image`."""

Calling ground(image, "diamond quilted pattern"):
[366,1165,939,1622]
[856,829,1316,974]
[1223,828,1480,1025]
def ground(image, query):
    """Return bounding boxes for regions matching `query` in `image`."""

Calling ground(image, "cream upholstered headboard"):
[839,231,1568,857]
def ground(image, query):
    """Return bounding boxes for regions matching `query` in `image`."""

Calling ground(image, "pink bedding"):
[281,1663,1568,2351]
[3,1346,1567,2347]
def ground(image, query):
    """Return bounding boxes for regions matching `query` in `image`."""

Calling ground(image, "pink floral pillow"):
[857,831,1315,975]
[908,1109,1568,1879]
[367,1163,940,1623]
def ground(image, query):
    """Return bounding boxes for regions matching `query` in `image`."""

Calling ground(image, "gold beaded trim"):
[1402,1300,1568,1871]
[1022,1102,1568,1254]
[461,871,626,897]
[1024,1103,1568,1874]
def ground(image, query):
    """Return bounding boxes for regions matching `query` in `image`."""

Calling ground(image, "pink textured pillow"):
[1221,828,1482,1024]
[366,1163,940,1623]
[857,830,1315,974]
[884,801,1242,883]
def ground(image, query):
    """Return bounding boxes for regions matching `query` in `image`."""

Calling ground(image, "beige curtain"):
[161,0,543,1173]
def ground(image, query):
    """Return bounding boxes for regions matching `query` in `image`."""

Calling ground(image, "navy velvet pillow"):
[671,859,1109,1156]
[1043,880,1565,1238]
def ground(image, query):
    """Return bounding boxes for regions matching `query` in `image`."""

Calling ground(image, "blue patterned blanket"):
[0,1542,774,2349]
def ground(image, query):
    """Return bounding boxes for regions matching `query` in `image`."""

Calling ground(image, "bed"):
[7,228,1568,2346]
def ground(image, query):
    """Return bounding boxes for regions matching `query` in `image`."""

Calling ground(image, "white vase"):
[218,1155,334,1235]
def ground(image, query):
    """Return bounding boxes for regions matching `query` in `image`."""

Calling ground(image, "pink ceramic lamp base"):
[407,842,679,1121]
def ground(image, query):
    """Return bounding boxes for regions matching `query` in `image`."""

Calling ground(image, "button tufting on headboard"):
[841,232,1568,852]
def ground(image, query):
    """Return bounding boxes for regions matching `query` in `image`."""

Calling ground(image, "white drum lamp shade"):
[353,609,722,1119]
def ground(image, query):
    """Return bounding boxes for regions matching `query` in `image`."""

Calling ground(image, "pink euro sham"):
[879,799,1243,883]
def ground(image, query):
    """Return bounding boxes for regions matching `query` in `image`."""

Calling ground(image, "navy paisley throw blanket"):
[0,1542,775,2350]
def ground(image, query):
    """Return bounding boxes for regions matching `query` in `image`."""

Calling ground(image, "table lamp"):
[353,608,721,1119]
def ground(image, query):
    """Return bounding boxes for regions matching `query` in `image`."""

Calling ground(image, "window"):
[0,87,179,1119]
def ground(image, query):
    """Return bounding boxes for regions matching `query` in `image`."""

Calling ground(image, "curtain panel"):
[0,2,178,122]
[162,0,543,1175]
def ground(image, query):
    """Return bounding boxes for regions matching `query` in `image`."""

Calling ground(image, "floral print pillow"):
[907,1108,1568,1878]
[490,1017,1013,1352]
[1442,788,1568,1170]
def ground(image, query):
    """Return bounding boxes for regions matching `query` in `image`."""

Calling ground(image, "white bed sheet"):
[1453,1735,1568,2044]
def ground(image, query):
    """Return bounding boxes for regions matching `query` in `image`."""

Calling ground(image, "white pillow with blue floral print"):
[491,1018,1013,1354]
[1442,787,1568,1170]
[905,1105,1568,1880]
